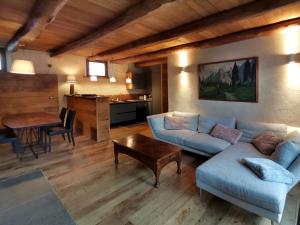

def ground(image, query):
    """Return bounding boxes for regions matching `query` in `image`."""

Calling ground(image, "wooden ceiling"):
[1,0,300,63]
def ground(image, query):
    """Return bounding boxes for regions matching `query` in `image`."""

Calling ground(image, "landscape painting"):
[198,57,258,102]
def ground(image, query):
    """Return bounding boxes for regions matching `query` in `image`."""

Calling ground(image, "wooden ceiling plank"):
[91,0,299,61]
[50,0,176,57]
[6,0,68,52]
[111,16,300,64]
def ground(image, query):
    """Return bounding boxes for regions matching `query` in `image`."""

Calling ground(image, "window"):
[86,60,107,77]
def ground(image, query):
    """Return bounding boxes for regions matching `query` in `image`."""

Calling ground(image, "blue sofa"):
[147,112,300,224]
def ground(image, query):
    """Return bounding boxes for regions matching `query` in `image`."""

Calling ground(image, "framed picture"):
[198,57,258,102]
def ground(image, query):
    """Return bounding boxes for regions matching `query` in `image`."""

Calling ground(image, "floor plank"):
[0,123,298,225]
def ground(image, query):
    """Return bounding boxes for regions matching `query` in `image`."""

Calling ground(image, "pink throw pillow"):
[252,131,282,155]
[164,116,184,130]
[210,124,242,144]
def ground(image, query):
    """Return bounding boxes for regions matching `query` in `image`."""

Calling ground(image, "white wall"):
[168,31,300,126]
[10,50,147,108]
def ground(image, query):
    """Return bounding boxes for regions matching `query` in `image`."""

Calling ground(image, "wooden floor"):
[0,123,298,225]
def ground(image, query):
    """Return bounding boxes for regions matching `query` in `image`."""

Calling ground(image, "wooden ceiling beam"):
[6,0,47,52]
[135,58,167,68]
[111,17,300,64]
[50,0,175,57]
[91,0,300,61]
[6,0,68,52]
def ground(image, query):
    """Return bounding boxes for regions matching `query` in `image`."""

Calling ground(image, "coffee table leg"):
[114,150,119,165]
[154,171,160,188]
[176,160,181,174]
[177,153,182,175]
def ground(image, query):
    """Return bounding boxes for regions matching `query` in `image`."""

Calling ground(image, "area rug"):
[0,170,76,225]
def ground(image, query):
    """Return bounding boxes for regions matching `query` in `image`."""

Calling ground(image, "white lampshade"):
[90,75,97,81]
[66,75,77,83]
[10,59,35,75]
[109,76,116,83]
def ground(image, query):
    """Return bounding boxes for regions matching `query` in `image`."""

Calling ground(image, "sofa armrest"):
[147,112,172,137]
[288,155,300,189]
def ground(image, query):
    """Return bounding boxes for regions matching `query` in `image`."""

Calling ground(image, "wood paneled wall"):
[0,73,59,127]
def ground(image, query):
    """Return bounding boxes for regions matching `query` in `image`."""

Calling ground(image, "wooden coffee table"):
[113,134,182,188]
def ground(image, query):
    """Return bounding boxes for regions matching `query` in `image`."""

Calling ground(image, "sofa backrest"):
[147,112,172,137]
[198,116,236,134]
[237,120,287,143]
[173,111,199,131]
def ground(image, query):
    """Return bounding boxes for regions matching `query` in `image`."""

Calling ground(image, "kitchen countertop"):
[109,99,152,105]
[65,95,109,99]
[65,95,151,104]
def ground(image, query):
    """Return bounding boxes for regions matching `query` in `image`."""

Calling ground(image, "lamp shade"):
[66,75,77,83]
[10,59,35,75]
[90,75,97,82]
[109,76,116,83]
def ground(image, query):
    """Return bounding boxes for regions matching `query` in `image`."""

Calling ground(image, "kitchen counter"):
[65,94,109,99]
[109,99,152,104]
[110,99,151,125]
[66,95,110,142]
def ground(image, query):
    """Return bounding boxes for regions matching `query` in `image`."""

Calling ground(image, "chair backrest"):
[65,110,76,130]
[0,128,17,144]
[59,107,68,121]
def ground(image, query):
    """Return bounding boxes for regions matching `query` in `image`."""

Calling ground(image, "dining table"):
[2,112,61,159]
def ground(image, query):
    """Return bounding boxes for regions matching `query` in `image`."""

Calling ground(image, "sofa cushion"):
[252,132,282,155]
[210,124,242,144]
[148,116,165,132]
[237,120,287,143]
[155,130,196,145]
[173,111,199,131]
[285,131,300,148]
[272,141,300,169]
[198,116,236,134]
[243,158,295,185]
[164,116,184,130]
[184,133,231,155]
[196,142,289,214]
[288,155,300,188]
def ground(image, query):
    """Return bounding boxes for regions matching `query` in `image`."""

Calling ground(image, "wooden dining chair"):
[45,110,76,152]
[59,107,68,122]
[0,128,23,158]
[40,107,68,145]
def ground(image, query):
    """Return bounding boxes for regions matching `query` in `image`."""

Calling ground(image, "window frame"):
[0,48,7,72]
[86,59,108,78]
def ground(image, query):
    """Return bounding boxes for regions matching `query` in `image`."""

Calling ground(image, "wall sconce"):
[126,77,132,84]
[125,71,132,84]
[108,62,116,83]
[180,67,186,73]
[90,75,97,82]
[66,75,77,95]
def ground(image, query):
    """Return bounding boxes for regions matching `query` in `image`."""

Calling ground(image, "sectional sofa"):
[147,111,300,224]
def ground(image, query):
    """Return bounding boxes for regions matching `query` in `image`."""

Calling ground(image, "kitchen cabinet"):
[110,101,151,125]
[126,73,150,90]
[110,103,136,124]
